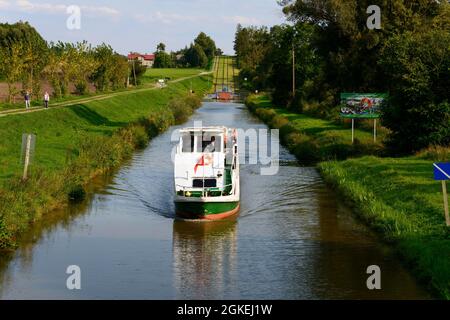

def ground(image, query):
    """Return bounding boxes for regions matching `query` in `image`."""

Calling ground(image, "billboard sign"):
[340,93,388,119]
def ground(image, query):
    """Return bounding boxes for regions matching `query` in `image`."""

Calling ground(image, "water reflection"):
[0,172,116,298]
[172,219,238,299]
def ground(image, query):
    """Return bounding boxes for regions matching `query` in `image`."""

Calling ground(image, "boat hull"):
[175,201,240,220]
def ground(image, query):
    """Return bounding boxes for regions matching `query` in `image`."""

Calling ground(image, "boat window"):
[198,134,222,153]
[193,179,217,188]
[181,133,194,153]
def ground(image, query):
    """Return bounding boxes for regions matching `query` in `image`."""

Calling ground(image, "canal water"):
[0,102,430,299]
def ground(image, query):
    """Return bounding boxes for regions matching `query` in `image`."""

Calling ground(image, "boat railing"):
[175,182,234,198]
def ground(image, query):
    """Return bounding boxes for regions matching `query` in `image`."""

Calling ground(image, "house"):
[127,52,155,68]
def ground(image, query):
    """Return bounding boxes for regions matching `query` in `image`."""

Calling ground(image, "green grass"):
[246,93,450,298]
[0,68,206,111]
[0,76,211,183]
[213,56,238,93]
[0,74,211,248]
[319,157,450,299]
[141,68,205,84]
[246,94,384,163]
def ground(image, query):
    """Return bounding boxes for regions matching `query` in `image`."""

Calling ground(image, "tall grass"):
[319,157,450,299]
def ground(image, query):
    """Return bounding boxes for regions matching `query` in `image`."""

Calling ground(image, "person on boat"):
[203,136,216,153]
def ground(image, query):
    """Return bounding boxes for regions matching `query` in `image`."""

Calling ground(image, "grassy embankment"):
[140,68,205,85]
[0,68,207,111]
[246,94,450,299]
[0,74,211,249]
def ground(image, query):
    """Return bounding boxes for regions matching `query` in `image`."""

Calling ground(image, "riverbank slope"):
[0,75,212,249]
[246,94,450,299]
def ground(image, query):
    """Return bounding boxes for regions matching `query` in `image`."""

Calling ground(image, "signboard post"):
[21,133,36,181]
[339,93,387,144]
[433,163,450,226]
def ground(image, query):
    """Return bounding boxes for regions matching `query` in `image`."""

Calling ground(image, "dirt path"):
[0,72,211,118]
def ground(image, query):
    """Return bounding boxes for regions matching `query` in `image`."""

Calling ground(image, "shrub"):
[416,145,450,162]
[285,132,320,164]
[68,184,86,202]
[169,98,191,124]
[269,115,289,129]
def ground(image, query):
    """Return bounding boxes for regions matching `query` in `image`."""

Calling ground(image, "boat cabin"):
[174,127,238,198]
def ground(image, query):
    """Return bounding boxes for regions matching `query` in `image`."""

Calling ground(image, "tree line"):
[234,0,450,153]
[153,32,221,69]
[0,22,132,102]
[0,23,220,103]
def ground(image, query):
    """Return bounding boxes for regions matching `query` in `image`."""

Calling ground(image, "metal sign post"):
[373,119,377,143]
[351,119,355,144]
[433,163,450,226]
[21,133,36,181]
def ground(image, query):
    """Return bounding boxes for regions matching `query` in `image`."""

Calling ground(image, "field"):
[141,68,205,85]
[212,56,238,93]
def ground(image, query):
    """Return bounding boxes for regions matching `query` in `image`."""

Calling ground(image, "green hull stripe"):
[175,201,239,215]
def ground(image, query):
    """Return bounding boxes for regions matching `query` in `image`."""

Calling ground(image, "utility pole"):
[132,59,137,87]
[292,44,296,98]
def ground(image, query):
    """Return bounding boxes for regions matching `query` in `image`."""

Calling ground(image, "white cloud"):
[221,15,263,25]
[135,11,198,25]
[135,11,263,26]
[0,0,11,9]
[14,0,120,17]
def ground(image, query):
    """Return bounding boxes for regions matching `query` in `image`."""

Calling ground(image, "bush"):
[285,132,320,164]
[68,184,86,202]
[169,98,191,124]
[416,145,450,162]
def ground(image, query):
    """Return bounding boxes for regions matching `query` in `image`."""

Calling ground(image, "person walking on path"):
[24,91,31,109]
[44,91,50,109]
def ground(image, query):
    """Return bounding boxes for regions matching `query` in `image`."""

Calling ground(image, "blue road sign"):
[433,163,450,181]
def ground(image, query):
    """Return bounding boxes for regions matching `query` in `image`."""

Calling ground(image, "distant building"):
[127,52,155,68]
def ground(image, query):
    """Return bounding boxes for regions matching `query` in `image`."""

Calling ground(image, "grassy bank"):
[319,157,450,298]
[141,68,205,85]
[246,93,450,298]
[0,68,207,112]
[246,94,385,164]
[0,75,211,249]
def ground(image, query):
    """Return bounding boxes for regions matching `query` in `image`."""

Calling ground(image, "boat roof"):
[180,126,228,133]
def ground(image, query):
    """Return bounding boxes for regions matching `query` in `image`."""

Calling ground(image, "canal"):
[0,101,430,299]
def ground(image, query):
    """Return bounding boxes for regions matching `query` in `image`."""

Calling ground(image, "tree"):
[156,42,166,52]
[194,32,216,60]
[91,43,115,92]
[110,54,128,90]
[0,42,24,103]
[128,59,147,85]
[66,41,98,95]
[380,29,450,152]
[185,44,208,68]
[154,51,173,68]
[0,21,48,100]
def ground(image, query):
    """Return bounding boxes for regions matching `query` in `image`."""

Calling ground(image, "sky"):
[0,0,286,55]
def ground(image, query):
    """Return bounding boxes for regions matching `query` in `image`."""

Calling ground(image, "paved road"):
[0,72,211,118]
